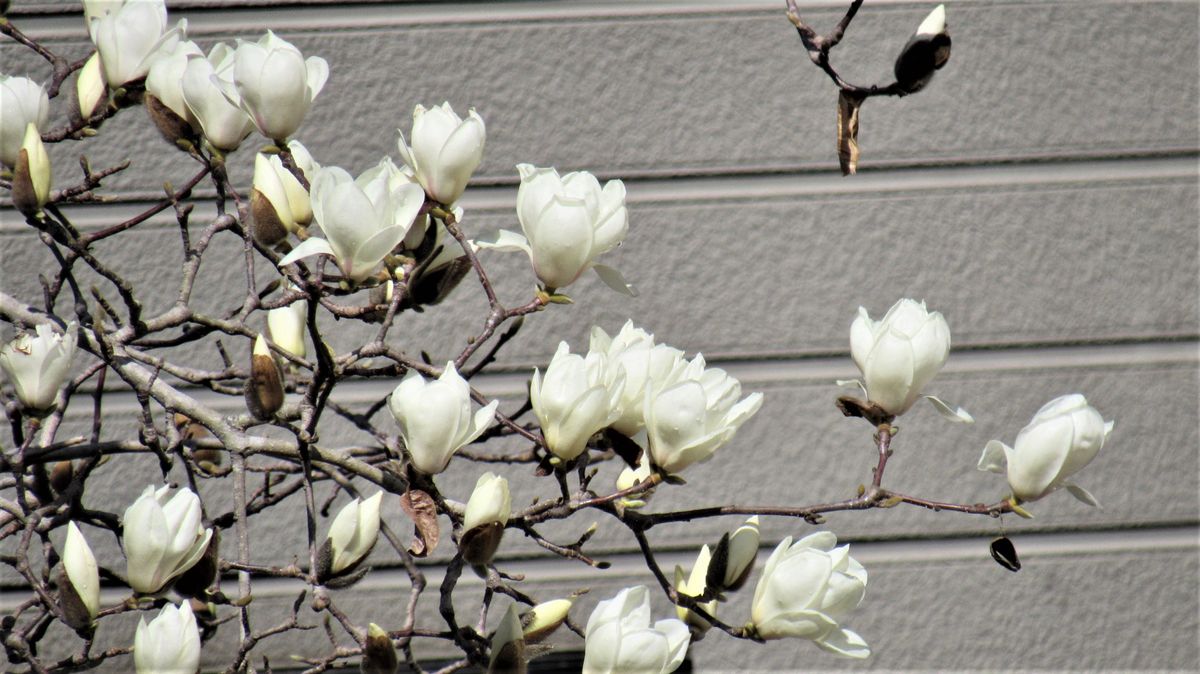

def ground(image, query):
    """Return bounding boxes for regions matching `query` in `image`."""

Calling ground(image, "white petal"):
[924,395,974,423]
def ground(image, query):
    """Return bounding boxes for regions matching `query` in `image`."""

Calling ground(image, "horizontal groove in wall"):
[51,340,1199,418]
[3,523,1194,600]
[11,1,1142,36]
[4,155,1195,234]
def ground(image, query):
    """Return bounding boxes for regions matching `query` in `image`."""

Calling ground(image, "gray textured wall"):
[2,0,1198,671]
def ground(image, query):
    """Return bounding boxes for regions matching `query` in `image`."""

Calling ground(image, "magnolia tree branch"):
[0,3,1100,672]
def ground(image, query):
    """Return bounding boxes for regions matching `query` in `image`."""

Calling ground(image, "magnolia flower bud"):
[75,53,108,121]
[396,102,485,205]
[85,0,187,87]
[530,342,624,462]
[273,141,319,227]
[590,322,688,436]
[709,516,759,592]
[387,363,498,475]
[123,485,213,595]
[318,491,383,580]
[673,545,717,638]
[461,472,510,566]
[0,74,49,168]
[59,521,100,630]
[1,321,76,415]
[227,31,329,142]
[582,586,690,674]
[978,394,1113,507]
[478,164,633,295]
[489,604,527,674]
[50,460,76,494]
[245,335,284,420]
[12,122,51,217]
[893,4,951,94]
[521,597,574,643]
[181,44,254,152]
[644,355,762,475]
[267,296,308,359]
[751,532,870,658]
[361,623,399,674]
[172,528,220,598]
[849,298,970,421]
[278,165,424,282]
[134,602,201,674]
[615,460,654,509]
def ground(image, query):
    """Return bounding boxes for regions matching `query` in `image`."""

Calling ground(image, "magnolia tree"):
[0,1,1115,673]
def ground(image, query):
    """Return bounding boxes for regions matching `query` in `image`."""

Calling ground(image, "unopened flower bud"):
[244,335,284,419]
[75,53,107,121]
[521,598,573,643]
[460,472,510,567]
[674,545,717,638]
[316,491,383,582]
[708,516,759,593]
[59,521,100,630]
[50,460,75,494]
[251,153,296,245]
[267,296,308,359]
[12,123,51,217]
[489,604,527,674]
[361,623,398,674]
[893,4,951,94]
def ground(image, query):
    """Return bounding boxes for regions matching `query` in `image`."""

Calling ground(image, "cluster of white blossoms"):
[529,321,764,475]
[0,2,1118,672]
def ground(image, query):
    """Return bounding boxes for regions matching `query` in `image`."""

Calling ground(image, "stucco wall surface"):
[1,1,1198,672]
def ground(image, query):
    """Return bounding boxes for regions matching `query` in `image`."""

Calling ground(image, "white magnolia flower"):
[674,545,717,636]
[123,485,212,595]
[75,53,107,120]
[145,39,203,128]
[644,355,762,475]
[134,601,201,674]
[0,74,49,168]
[463,472,510,534]
[479,164,632,295]
[751,531,870,658]
[324,491,383,576]
[181,44,255,152]
[978,394,1113,507]
[62,521,101,625]
[278,140,319,226]
[582,586,690,674]
[396,102,485,205]
[226,31,329,141]
[847,298,971,422]
[266,295,308,359]
[278,165,425,282]
[388,363,498,475]
[530,342,625,462]
[0,322,77,414]
[590,321,688,436]
[85,0,187,87]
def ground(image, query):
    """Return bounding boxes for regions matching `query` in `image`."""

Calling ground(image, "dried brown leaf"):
[399,489,440,557]
[837,91,866,176]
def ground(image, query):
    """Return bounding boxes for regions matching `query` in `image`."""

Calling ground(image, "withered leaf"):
[399,489,440,557]
[990,536,1021,572]
[836,91,866,176]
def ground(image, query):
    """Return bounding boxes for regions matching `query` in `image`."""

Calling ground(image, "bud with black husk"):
[58,522,100,631]
[244,335,284,420]
[360,623,399,674]
[893,4,951,94]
